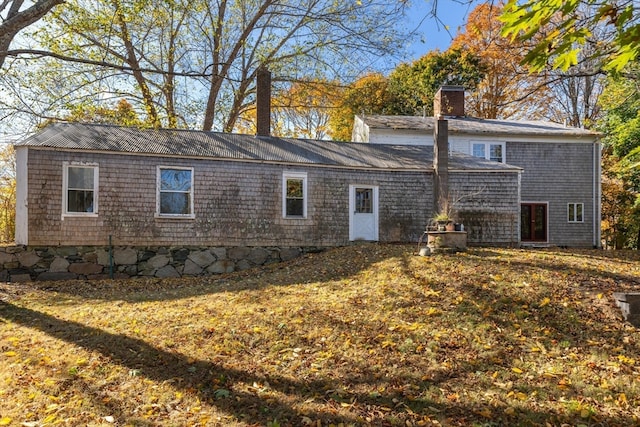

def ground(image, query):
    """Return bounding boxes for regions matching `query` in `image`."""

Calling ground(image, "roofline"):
[19,145,520,173]
[356,115,602,139]
[449,168,522,173]
[18,145,434,173]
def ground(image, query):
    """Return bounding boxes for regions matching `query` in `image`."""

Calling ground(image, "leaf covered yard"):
[1,245,640,426]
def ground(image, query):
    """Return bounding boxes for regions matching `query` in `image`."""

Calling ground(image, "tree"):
[545,59,604,128]
[500,0,640,72]
[601,148,639,249]
[4,0,408,134]
[449,2,550,119]
[387,49,485,117]
[328,50,485,140]
[0,144,15,242]
[597,67,640,248]
[63,99,143,127]
[328,73,396,141]
[0,0,63,70]
[233,79,339,139]
[272,80,340,140]
[515,2,608,128]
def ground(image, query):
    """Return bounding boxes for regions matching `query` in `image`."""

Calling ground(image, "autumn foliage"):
[1,244,639,426]
[449,2,550,120]
[0,144,15,243]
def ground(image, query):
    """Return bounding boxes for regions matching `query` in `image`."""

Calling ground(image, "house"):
[352,86,602,248]
[14,122,520,250]
[9,82,595,281]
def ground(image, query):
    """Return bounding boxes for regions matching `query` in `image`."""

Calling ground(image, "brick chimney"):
[433,85,465,117]
[256,66,271,137]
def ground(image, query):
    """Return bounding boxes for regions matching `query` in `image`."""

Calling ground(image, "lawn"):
[1,245,640,426]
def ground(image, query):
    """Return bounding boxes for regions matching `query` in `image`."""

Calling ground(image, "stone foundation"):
[426,231,467,253]
[0,245,321,282]
[613,292,640,327]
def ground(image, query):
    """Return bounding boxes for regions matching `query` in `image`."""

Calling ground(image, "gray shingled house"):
[353,86,602,248]
[14,121,520,251]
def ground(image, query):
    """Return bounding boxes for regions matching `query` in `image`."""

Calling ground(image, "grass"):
[1,244,640,426]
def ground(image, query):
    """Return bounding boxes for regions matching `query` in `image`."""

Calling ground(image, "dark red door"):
[521,203,547,241]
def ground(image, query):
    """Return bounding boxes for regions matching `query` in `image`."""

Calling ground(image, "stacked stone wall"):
[0,245,316,282]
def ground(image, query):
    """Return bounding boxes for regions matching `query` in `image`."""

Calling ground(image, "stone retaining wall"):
[614,292,640,327]
[0,245,319,282]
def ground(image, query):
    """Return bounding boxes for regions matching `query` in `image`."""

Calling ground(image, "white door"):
[349,185,379,241]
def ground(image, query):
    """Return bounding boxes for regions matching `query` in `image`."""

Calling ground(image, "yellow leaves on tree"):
[273,80,342,140]
[235,79,341,140]
[0,143,16,243]
[449,2,551,120]
[329,72,394,141]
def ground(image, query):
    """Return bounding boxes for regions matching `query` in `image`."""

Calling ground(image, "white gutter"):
[15,146,28,245]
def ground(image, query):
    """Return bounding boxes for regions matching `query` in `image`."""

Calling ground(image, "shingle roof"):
[359,115,600,138]
[16,122,520,172]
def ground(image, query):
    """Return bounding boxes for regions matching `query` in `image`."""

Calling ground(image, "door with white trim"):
[349,185,379,241]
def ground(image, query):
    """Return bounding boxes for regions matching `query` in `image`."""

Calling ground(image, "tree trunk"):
[0,0,64,69]
[112,0,160,126]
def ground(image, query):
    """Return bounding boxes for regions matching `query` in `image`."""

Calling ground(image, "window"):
[489,144,503,162]
[355,188,373,213]
[472,142,505,162]
[283,172,307,218]
[568,203,584,223]
[472,144,485,159]
[157,167,194,217]
[63,163,98,216]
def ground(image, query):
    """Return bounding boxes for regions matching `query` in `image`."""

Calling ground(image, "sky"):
[403,0,481,59]
[0,0,481,142]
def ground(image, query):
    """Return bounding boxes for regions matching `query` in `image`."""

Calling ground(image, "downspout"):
[517,170,522,247]
[434,116,449,212]
[594,138,602,248]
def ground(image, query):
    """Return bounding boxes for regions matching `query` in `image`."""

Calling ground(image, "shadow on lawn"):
[0,300,367,425]
[2,299,638,424]
[3,245,640,425]
[492,248,640,289]
[22,244,402,304]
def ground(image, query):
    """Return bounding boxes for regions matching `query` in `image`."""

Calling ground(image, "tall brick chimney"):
[433,85,465,117]
[256,66,271,137]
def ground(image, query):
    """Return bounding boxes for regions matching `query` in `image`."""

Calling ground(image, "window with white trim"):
[568,203,584,223]
[63,163,98,216]
[472,142,505,162]
[283,172,307,218]
[157,166,194,217]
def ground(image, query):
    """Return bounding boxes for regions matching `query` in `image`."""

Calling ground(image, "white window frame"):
[156,166,195,219]
[568,202,584,223]
[62,162,99,218]
[282,172,307,219]
[471,141,505,163]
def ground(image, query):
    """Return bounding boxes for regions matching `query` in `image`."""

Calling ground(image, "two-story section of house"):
[352,86,602,248]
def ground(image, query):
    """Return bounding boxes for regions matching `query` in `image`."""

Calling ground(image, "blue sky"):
[404,0,480,60]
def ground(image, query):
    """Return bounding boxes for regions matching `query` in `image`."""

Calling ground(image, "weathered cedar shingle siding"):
[450,172,520,246]
[507,141,597,247]
[24,149,433,246]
